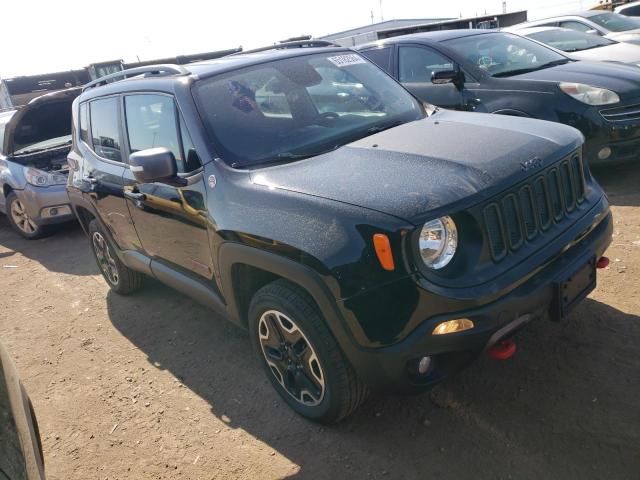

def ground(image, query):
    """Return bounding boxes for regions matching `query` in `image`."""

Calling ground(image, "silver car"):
[508,26,640,65]
[0,89,79,238]
[521,11,640,45]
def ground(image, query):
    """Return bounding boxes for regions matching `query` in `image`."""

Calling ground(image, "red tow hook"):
[596,256,610,269]
[488,339,517,360]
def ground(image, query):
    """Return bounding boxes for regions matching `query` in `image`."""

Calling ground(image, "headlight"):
[559,82,619,105]
[24,167,67,187]
[418,216,458,270]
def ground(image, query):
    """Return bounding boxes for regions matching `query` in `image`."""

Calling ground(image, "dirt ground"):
[0,161,638,480]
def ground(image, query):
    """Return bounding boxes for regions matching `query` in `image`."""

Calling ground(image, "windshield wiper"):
[493,59,570,78]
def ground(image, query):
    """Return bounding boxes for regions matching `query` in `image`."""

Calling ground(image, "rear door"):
[120,93,213,280]
[79,97,141,250]
[396,45,464,110]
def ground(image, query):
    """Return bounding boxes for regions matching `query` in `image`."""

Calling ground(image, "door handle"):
[124,191,146,202]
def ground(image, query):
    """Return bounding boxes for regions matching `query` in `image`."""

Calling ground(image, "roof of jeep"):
[78,46,350,101]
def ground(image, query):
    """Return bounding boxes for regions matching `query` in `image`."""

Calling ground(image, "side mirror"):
[431,69,465,89]
[585,29,601,36]
[129,147,178,184]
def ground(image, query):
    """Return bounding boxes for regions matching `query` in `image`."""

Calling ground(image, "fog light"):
[432,318,474,335]
[597,147,612,160]
[49,207,58,216]
[418,356,431,375]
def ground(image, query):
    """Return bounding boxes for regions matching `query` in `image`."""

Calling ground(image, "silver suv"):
[0,89,79,238]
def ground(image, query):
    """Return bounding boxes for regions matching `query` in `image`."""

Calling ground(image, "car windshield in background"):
[528,29,615,52]
[194,52,424,167]
[444,32,569,77]
[590,12,640,32]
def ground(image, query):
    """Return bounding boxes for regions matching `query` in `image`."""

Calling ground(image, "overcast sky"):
[1,0,592,77]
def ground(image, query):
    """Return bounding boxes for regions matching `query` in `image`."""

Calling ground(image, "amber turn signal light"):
[373,234,395,271]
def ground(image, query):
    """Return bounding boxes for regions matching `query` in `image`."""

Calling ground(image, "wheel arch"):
[218,242,365,371]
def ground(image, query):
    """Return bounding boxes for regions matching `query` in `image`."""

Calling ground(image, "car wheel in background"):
[88,219,144,295]
[6,192,48,239]
[248,279,368,423]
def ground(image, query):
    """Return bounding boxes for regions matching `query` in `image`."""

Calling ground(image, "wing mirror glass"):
[129,147,179,184]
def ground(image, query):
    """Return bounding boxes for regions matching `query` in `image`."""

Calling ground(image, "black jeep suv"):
[67,41,612,423]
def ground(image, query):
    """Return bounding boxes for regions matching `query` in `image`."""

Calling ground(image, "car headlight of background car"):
[418,216,458,270]
[24,167,67,187]
[559,82,620,106]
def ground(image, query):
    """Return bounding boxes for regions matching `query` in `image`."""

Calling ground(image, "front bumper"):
[15,184,74,226]
[338,198,613,392]
[578,104,640,165]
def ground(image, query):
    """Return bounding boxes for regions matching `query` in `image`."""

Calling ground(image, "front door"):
[120,93,213,280]
[397,45,465,110]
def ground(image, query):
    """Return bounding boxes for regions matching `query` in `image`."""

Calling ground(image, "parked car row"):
[3,13,637,427]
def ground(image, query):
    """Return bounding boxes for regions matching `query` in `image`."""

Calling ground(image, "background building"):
[320,11,528,46]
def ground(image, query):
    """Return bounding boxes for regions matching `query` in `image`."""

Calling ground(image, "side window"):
[399,46,454,83]
[124,95,186,172]
[559,21,595,33]
[89,97,122,162]
[361,47,393,74]
[620,6,640,16]
[79,103,89,144]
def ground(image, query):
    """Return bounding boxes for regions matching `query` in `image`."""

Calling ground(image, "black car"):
[0,342,45,480]
[358,30,640,165]
[67,42,612,423]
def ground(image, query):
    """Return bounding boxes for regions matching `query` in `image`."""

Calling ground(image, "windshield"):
[590,12,640,32]
[194,52,424,167]
[443,32,568,77]
[527,28,615,52]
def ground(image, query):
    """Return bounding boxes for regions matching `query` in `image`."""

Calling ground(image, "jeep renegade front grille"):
[482,153,586,262]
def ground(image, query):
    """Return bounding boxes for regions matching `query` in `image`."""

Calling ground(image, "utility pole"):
[379,0,384,22]
[502,1,507,14]
[370,9,374,24]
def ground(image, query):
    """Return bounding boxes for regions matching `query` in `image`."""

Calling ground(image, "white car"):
[521,11,640,45]
[616,1,640,17]
[508,26,640,65]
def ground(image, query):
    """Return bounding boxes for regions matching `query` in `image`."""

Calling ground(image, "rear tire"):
[6,192,49,239]
[88,219,143,295]
[248,279,368,423]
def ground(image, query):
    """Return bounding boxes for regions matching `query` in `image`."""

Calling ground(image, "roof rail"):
[83,64,189,91]
[230,40,339,56]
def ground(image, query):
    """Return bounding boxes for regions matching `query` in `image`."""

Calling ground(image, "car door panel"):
[81,97,141,251]
[121,93,214,280]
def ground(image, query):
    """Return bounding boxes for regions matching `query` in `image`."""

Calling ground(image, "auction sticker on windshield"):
[327,54,367,67]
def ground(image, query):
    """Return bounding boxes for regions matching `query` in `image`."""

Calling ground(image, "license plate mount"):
[554,257,596,320]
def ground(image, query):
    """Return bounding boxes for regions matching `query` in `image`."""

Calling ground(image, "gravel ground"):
[0,161,638,480]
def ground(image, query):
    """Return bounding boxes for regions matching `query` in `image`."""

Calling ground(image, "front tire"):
[88,219,143,295]
[248,280,368,423]
[6,192,48,239]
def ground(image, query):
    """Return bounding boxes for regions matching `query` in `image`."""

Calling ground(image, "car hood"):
[3,87,80,157]
[608,29,640,42]
[569,42,640,65]
[511,60,640,99]
[249,111,582,222]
